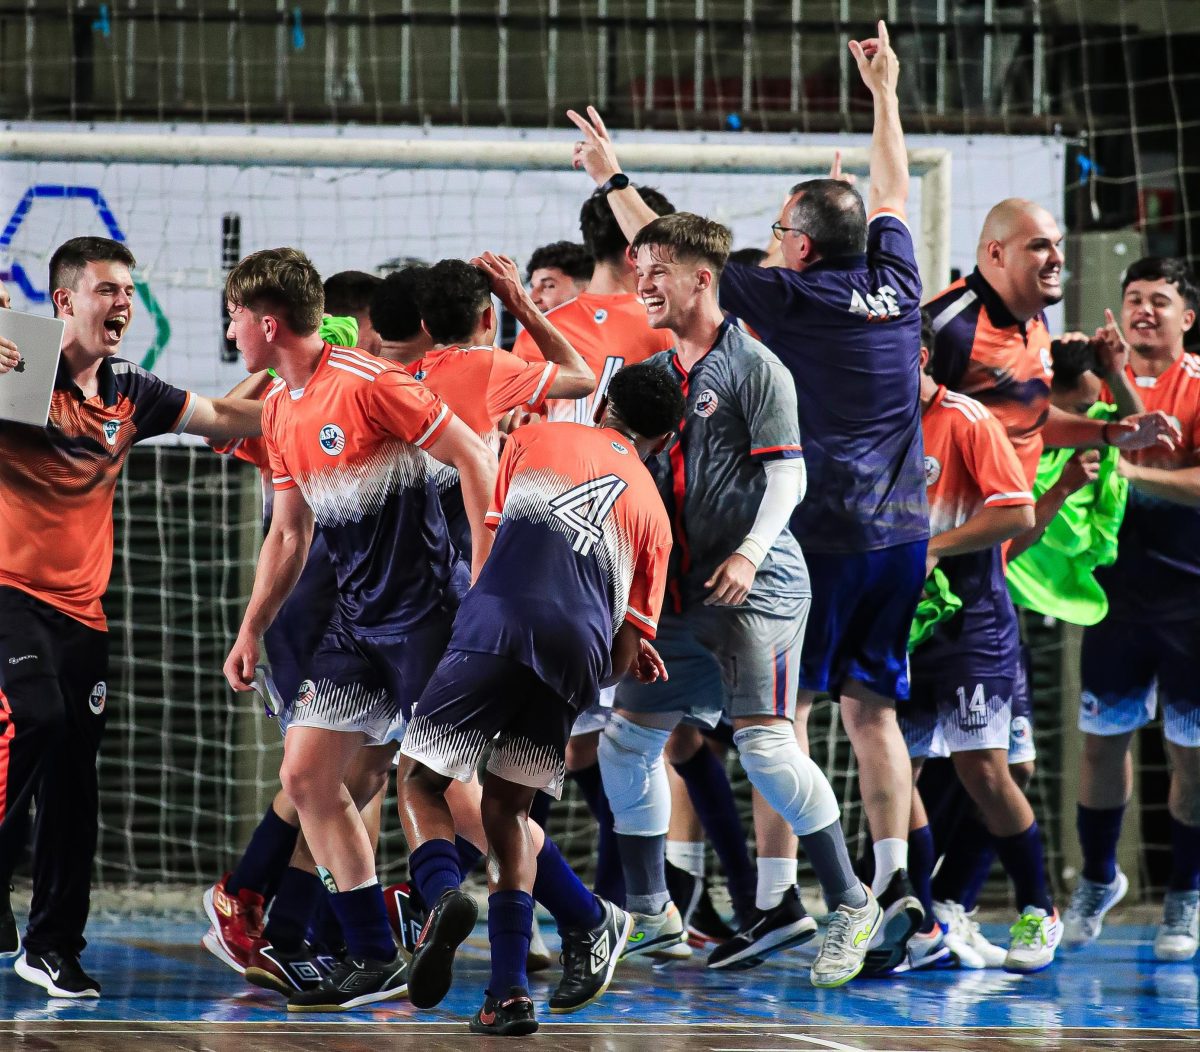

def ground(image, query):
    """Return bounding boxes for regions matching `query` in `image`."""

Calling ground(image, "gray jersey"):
[645,320,810,619]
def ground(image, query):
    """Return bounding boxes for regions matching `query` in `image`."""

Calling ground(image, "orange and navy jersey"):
[263,343,456,635]
[1097,352,1200,620]
[0,356,194,630]
[448,421,672,708]
[513,291,674,424]
[915,386,1032,670]
[926,268,1054,487]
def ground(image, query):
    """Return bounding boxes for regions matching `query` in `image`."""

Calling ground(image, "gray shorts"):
[615,602,808,725]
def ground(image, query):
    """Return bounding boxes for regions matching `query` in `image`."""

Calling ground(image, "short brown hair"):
[630,213,732,275]
[49,236,136,294]
[225,247,324,336]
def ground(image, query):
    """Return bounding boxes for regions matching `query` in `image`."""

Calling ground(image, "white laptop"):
[0,309,66,427]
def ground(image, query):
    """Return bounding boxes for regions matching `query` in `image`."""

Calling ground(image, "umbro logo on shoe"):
[590,931,610,974]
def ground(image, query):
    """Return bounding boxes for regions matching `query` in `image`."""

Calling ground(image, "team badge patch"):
[88,681,107,715]
[319,423,346,456]
[1010,716,1031,743]
[296,679,317,706]
[103,420,121,445]
[611,440,628,455]
[593,309,608,324]
[924,455,942,486]
[694,390,719,418]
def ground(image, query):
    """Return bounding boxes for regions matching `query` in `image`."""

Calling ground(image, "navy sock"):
[306,894,345,954]
[994,822,1053,912]
[533,837,604,931]
[569,764,625,906]
[673,745,756,917]
[409,838,463,909]
[227,806,299,899]
[1077,803,1125,885]
[263,867,325,952]
[1169,816,1200,892]
[529,791,553,832]
[456,835,485,877]
[931,811,994,910]
[908,825,936,932]
[329,883,395,961]
[487,890,533,995]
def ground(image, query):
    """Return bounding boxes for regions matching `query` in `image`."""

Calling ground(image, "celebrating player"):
[398,362,682,1035]
[321,270,383,355]
[525,241,594,313]
[0,236,263,998]
[221,247,498,1012]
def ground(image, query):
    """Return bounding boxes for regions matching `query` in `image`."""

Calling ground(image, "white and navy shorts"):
[401,650,576,799]
[901,672,1017,759]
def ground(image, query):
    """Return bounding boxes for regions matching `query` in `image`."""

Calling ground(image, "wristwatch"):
[599,173,630,194]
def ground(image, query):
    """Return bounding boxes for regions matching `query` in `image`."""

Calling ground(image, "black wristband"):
[599,173,630,194]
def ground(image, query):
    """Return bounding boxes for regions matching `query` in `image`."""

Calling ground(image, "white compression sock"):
[872,838,908,896]
[666,841,706,880]
[756,856,797,911]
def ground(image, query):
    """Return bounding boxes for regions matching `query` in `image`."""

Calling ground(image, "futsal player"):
[525,241,593,312]
[570,21,933,967]
[221,247,498,1012]
[0,236,263,998]
[322,269,383,355]
[398,362,683,1035]
[1067,257,1200,962]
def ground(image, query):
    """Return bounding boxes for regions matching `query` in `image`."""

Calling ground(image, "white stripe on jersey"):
[984,491,1033,504]
[328,361,378,383]
[331,347,386,373]
[414,405,450,448]
[931,288,978,337]
[528,363,555,406]
[941,390,989,422]
[625,607,657,632]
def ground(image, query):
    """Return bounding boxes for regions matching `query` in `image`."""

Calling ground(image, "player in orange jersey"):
[526,241,593,313]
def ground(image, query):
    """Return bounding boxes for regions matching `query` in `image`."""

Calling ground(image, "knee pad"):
[734,722,840,837]
[598,714,672,837]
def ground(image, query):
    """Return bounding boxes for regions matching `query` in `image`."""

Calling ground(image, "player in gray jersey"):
[596,213,882,987]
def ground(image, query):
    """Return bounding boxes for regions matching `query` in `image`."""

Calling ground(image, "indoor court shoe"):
[863,869,924,974]
[243,940,335,995]
[707,886,817,970]
[687,882,737,947]
[810,886,881,988]
[549,897,632,1014]
[1004,906,1062,973]
[1062,868,1128,946]
[407,887,478,1008]
[527,920,554,973]
[889,925,955,973]
[14,950,101,998]
[286,952,408,1011]
[0,884,19,959]
[468,987,539,1036]
[384,882,427,956]
[933,900,1005,969]
[203,873,266,973]
[664,860,704,929]
[1153,889,1199,962]
[620,901,690,961]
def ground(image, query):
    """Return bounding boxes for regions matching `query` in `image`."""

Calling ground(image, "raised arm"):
[568,106,659,245]
[183,395,264,441]
[849,20,908,218]
[1090,310,1145,418]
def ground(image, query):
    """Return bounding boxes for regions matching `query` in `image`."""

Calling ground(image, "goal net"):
[0,124,1072,908]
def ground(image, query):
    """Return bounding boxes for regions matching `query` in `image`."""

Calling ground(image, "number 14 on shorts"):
[956,683,989,728]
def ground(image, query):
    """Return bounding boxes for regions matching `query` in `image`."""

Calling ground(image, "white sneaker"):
[1154,890,1199,962]
[810,886,881,988]
[1004,906,1062,974]
[933,900,1006,969]
[891,925,954,972]
[620,902,691,961]
[1062,870,1128,946]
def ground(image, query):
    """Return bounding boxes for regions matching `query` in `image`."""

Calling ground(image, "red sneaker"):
[202,874,266,974]
[384,882,427,955]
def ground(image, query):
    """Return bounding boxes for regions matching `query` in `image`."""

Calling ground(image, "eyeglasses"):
[771,222,803,241]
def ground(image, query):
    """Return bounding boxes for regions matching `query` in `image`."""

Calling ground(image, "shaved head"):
[976,197,1064,322]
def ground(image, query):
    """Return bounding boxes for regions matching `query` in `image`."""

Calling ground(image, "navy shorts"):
[401,650,575,798]
[283,614,452,743]
[263,530,338,704]
[1080,615,1200,747]
[799,540,927,703]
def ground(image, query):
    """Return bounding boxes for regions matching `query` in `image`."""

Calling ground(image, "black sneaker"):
[0,884,20,959]
[549,897,632,1014]
[14,950,101,998]
[244,940,335,995]
[407,887,478,1009]
[706,886,818,971]
[688,883,736,946]
[286,952,408,1012]
[384,882,427,955]
[664,861,703,928]
[469,987,539,1036]
[863,869,925,975]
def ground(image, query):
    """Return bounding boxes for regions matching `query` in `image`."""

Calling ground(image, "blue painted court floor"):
[1,915,1198,1049]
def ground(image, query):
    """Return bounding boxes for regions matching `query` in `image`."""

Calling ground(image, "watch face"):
[607,174,630,191]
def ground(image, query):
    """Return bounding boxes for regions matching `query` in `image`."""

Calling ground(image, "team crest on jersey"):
[593,309,608,324]
[103,419,121,445]
[924,455,942,486]
[694,390,719,418]
[296,679,317,706]
[1080,691,1100,719]
[319,423,346,456]
[1040,347,1054,376]
[611,440,629,455]
[88,681,107,715]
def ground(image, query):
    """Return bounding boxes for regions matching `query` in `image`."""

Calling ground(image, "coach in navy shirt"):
[568,19,931,973]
